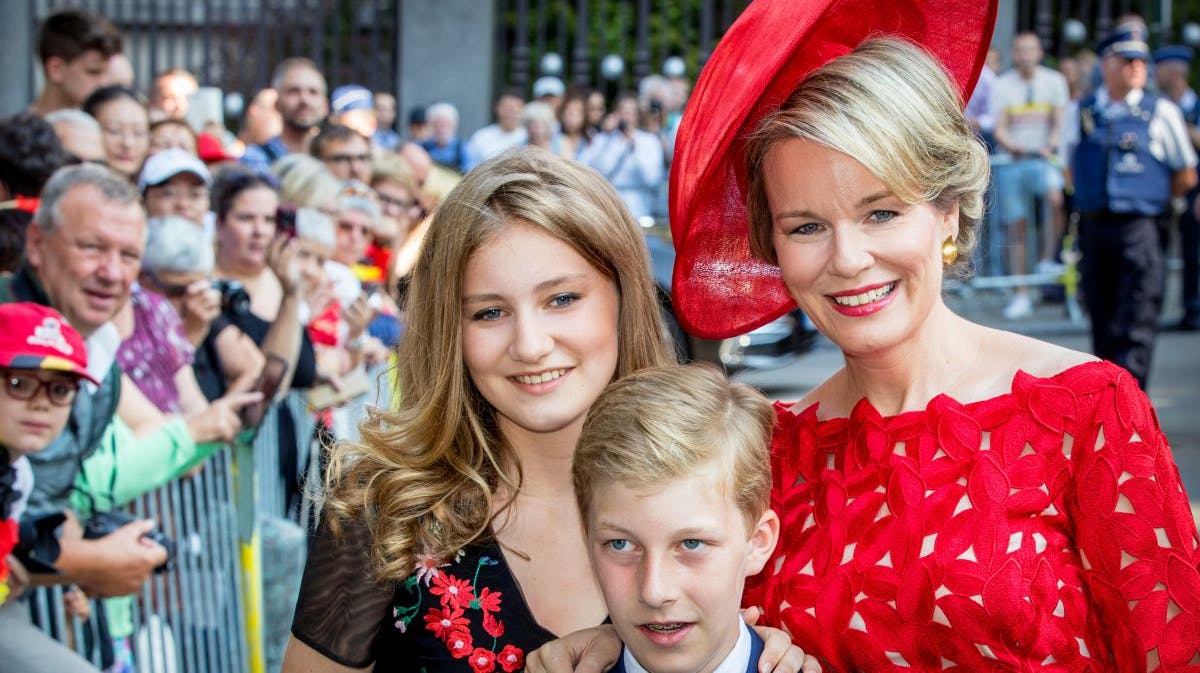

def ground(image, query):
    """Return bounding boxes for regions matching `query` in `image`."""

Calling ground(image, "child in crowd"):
[573,364,780,673]
[0,302,97,604]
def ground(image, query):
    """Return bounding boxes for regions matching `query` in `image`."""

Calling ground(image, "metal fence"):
[498,0,750,96]
[29,0,398,108]
[24,390,325,673]
[24,359,400,673]
[1017,0,1200,60]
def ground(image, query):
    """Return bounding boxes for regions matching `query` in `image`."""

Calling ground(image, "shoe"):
[1003,292,1034,320]
[1036,258,1066,277]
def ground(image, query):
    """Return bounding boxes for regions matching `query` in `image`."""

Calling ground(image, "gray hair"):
[295,207,336,249]
[142,215,214,274]
[521,101,556,129]
[336,180,381,223]
[44,108,101,132]
[425,102,459,125]
[34,163,139,234]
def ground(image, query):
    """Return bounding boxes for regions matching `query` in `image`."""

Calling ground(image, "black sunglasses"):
[3,370,81,406]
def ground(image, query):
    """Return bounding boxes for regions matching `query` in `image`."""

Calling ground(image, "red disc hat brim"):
[669,0,998,339]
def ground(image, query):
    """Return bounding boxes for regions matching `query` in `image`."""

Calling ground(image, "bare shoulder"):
[981,327,1099,379]
[789,369,849,418]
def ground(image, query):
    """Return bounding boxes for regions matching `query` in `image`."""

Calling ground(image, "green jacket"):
[70,416,224,519]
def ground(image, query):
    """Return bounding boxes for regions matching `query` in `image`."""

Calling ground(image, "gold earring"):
[941,236,958,266]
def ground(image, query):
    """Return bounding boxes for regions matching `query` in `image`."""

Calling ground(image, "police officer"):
[1154,45,1200,330]
[1072,28,1198,389]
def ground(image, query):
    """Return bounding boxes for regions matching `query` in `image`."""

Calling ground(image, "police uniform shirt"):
[1071,87,1199,172]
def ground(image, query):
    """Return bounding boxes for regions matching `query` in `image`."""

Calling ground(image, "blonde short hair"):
[573,364,774,531]
[745,37,989,277]
[272,153,340,209]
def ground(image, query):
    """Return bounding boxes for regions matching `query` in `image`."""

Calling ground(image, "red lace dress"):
[744,361,1200,672]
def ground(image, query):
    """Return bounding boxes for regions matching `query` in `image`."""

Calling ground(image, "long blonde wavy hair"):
[324,148,674,581]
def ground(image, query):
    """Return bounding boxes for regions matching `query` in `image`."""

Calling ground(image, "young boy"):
[0,302,97,604]
[573,364,780,673]
[31,8,124,117]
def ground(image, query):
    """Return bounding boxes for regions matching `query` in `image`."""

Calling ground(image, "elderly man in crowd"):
[0,164,160,671]
[44,109,106,164]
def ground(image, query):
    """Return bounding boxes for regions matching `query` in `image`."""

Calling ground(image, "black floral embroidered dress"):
[375,541,561,672]
[293,513,576,673]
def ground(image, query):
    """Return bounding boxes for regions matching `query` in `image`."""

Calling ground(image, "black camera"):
[212,279,252,316]
[83,510,176,575]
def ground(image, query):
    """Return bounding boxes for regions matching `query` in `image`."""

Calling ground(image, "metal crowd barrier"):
[942,155,1086,324]
[24,388,328,673]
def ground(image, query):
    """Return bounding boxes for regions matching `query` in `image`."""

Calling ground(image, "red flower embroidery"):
[468,646,496,673]
[482,609,505,637]
[476,586,502,612]
[431,572,476,609]
[423,605,469,641]
[498,644,525,672]
[446,629,474,659]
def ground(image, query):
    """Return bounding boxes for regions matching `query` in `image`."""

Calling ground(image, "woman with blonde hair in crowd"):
[283,148,812,672]
[273,153,341,213]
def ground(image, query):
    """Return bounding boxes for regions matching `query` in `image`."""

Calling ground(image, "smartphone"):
[240,354,289,429]
[276,206,297,238]
[185,86,225,133]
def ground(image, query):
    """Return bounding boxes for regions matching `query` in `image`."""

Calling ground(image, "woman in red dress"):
[663,1,1200,671]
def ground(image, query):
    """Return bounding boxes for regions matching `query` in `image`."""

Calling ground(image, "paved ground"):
[734,285,1200,508]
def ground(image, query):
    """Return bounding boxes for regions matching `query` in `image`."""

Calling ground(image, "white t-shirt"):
[992,66,1069,156]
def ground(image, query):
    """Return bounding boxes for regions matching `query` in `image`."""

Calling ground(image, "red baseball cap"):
[669,0,997,339]
[0,303,98,385]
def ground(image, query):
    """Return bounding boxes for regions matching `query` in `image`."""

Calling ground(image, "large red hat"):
[669,0,997,339]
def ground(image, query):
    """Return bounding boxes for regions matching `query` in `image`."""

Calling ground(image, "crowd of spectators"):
[0,6,695,672]
[966,16,1200,330]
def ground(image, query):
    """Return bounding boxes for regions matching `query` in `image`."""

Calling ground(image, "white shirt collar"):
[1097,86,1145,108]
[620,618,752,673]
[83,321,121,392]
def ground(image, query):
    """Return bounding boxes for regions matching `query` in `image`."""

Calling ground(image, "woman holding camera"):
[211,167,314,397]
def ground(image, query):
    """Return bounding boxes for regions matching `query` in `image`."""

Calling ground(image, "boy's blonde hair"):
[574,364,774,531]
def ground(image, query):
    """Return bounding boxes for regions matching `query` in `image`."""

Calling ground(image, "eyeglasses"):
[328,153,371,165]
[143,271,192,298]
[377,193,419,211]
[3,370,80,406]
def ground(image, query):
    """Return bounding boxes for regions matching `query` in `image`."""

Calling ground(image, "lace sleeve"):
[1069,366,1200,671]
[291,510,395,667]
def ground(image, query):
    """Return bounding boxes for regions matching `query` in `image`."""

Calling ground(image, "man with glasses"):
[311,123,373,183]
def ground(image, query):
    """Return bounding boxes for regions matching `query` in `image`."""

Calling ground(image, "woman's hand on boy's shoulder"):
[743,606,822,673]
[525,624,621,673]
